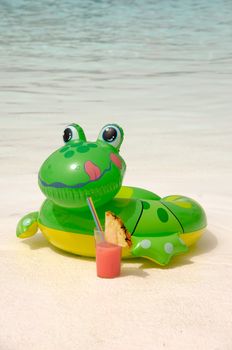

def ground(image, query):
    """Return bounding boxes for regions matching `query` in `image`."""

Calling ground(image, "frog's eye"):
[63,126,78,143]
[98,124,123,149]
[63,124,86,143]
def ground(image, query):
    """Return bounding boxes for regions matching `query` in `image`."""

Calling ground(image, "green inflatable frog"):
[16,123,207,265]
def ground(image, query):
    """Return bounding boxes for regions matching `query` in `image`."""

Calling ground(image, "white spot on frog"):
[164,242,173,254]
[140,239,151,249]
[23,218,32,227]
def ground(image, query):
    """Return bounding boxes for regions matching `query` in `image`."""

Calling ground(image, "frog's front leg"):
[16,212,39,238]
[131,233,188,266]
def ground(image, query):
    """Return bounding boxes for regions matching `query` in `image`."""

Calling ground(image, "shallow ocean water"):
[0,0,232,120]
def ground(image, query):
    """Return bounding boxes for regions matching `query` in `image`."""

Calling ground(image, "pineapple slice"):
[105,211,132,248]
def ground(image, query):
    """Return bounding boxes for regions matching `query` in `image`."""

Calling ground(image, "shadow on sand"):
[138,229,218,270]
[21,229,217,277]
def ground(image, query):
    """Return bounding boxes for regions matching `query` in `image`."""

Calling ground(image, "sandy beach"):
[1,1,232,349]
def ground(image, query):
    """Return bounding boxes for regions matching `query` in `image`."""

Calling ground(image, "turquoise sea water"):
[0,0,232,124]
[1,0,232,63]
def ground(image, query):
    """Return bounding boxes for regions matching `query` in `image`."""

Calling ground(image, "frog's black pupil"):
[63,128,72,143]
[102,127,117,143]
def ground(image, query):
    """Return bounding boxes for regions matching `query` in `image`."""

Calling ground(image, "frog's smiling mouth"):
[39,153,122,189]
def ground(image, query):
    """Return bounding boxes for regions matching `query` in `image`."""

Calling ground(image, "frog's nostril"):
[60,146,70,153]
[84,161,101,181]
[76,145,89,153]
[64,150,75,158]
[88,143,98,148]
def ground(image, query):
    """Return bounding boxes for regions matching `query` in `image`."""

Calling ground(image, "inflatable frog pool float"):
[16,123,207,265]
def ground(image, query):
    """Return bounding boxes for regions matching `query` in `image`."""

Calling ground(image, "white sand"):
[1,72,232,350]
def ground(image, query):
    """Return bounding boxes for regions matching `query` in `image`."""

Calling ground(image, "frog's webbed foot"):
[131,233,188,266]
[16,212,39,238]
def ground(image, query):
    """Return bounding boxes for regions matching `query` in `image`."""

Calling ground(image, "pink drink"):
[96,241,122,278]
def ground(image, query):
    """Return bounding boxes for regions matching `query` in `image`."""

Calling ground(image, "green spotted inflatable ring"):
[16,123,207,266]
